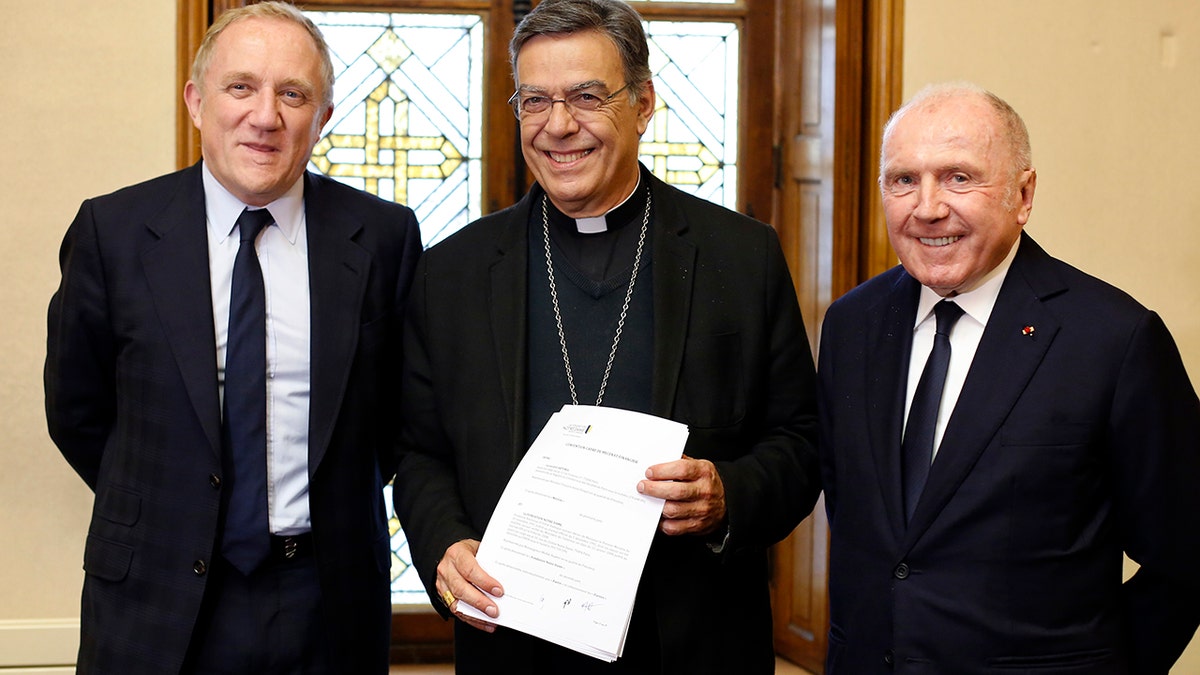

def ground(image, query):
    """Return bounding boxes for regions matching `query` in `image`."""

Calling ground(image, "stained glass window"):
[382,483,425,604]
[644,21,739,209]
[307,11,484,249]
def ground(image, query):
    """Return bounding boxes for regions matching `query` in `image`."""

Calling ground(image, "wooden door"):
[770,0,835,670]
[769,0,904,672]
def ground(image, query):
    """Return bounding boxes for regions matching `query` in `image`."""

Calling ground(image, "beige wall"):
[2,0,1196,668]
[904,0,1200,670]
[0,0,175,635]
[904,0,1200,377]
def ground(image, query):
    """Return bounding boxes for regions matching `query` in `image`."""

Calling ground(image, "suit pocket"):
[95,485,141,526]
[359,311,390,346]
[989,647,1115,670]
[83,534,133,582]
[1000,420,1094,448]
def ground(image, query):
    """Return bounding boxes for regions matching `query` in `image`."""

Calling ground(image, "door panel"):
[770,0,834,670]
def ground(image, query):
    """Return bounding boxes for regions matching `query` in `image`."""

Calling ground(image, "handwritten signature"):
[560,598,602,612]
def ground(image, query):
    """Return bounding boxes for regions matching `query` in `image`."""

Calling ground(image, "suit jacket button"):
[194,560,208,576]
[209,474,221,489]
[893,562,910,579]
[883,650,895,665]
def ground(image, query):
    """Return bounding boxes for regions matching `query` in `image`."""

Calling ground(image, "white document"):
[458,404,688,661]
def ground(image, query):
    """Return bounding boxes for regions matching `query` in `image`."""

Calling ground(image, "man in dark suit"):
[391,0,820,672]
[818,82,1200,673]
[44,3,421,673]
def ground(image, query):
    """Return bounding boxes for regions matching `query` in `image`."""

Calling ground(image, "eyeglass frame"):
[507,81,636,121]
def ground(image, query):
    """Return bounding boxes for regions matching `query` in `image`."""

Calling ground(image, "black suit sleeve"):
[45,199,116,490]
[392,254,484,616]
[710,225,821,555]
[1112,311,1200,673]
[373,209,424,485]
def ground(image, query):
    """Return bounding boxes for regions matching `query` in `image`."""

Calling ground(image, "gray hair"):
[509,0,652,101]
[881,82,1033,179]
[190,1,335,110]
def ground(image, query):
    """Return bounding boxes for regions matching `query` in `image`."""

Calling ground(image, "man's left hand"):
[637,456,726,536]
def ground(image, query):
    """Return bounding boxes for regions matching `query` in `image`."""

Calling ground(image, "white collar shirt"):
[203,164,312,535]
[904,238,1020,461]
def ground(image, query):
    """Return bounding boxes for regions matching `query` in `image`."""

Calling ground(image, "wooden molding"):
[831,0,865,301]
[859,0,905,283]
[830,0,905,299]
[740,0,778,223]
[389,607,454,664]
[176,0,209,169]
[0,618,78,669]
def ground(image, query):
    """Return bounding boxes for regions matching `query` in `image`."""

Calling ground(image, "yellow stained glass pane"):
[306,9,485,606]
[642,21,739,209]
[307,11,484,250]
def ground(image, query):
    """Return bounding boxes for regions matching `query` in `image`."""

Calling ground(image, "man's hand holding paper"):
[435,538,500,633]
[638,455,727,536]
[456,405,688,661]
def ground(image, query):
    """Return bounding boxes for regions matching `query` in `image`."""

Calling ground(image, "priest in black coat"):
[392,1,820,673]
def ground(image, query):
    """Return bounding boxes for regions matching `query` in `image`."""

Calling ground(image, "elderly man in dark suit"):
[818,82,1200,673]
[44,2,421,673]
[392,0,820,672]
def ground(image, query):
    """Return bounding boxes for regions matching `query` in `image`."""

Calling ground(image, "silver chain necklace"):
[542,190,651,406]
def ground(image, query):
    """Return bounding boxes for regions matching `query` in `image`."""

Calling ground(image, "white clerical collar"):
[914,236,1021,330]
[201,162,305,244]
[573,176,643,234]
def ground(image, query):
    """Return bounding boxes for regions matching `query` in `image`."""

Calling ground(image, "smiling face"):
[515,30,654,218]
[184,16,332,207]
[879,93,1036,296]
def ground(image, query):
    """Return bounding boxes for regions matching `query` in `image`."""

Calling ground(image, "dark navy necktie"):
[901,300,964,522]
[221,207,273,575]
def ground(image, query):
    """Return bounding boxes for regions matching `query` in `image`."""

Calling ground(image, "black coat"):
[45,163,422,673]
[394,171,821,673]
[818,233,1200,674]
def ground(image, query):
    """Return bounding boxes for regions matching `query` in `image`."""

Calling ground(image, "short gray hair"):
[509,0,652,101]
[190,1,335,110]
[881,82,1033,178]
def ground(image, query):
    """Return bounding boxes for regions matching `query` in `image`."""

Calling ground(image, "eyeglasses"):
[508,82,634,120]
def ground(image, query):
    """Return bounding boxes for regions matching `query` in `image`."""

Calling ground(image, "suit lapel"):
[141,165,222,457]
[489,194,533,463]
[904,235,1064,545]
[305,175,372,474]
[866,271,921,538]
[648,180,696,417]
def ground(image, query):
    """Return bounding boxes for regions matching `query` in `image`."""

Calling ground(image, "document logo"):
[562,423,592,437]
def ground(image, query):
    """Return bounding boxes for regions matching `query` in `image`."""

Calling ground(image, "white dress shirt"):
[903,238,1021,462]
[203,165,312,536]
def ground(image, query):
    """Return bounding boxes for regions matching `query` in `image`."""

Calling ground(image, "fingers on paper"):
[458,613,498,633]
[642,456,697,481]
[438,539,503,620]
[641,458,727,536]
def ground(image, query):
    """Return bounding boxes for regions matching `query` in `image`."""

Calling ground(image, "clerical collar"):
[545,177,644,234]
